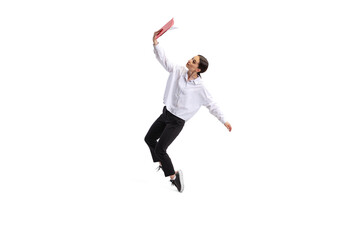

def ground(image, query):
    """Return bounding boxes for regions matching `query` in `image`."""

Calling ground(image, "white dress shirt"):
[154,44,226,124]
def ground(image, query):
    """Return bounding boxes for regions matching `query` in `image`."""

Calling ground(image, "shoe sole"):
[178,170,184,193]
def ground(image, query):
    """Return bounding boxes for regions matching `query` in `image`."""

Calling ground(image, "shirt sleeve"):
[153,44,175,73]
[202,87,226,124]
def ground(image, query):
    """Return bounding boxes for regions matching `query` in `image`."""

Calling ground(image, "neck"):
[187,71,198,81]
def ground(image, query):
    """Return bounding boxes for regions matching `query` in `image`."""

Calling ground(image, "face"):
[186,55,201,73]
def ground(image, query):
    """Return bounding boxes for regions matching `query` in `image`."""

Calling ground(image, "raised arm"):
[153,30,175,73]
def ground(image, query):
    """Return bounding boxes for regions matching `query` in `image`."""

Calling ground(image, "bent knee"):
[144,135,153,146]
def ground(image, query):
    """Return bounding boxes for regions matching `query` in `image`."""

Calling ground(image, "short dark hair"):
[197,55,209,77]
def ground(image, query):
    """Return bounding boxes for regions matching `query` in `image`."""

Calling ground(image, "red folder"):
[156,18,174,39]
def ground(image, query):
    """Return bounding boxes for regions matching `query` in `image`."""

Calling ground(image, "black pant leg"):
[154,112,185,177]
[144,113,166,163]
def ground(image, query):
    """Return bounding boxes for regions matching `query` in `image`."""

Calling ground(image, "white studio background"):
[0,0,362,239]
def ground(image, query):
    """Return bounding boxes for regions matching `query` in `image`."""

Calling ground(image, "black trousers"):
[144,106,185,177]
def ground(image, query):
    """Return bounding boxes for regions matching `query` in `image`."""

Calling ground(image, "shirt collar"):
[184,72,202,85]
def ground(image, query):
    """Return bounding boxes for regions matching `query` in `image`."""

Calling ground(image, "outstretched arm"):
[203,89,232,132]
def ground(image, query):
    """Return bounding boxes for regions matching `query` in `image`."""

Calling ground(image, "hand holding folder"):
[156,18,174,39]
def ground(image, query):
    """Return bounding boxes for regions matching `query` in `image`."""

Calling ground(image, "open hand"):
[224,122,232,132]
